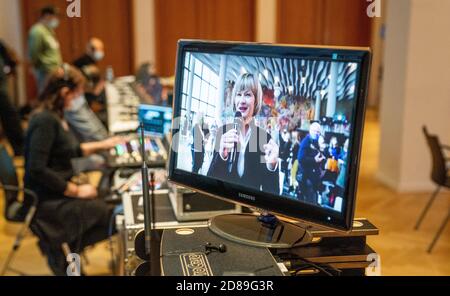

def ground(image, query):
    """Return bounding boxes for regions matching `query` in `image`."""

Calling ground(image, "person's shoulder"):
[29,23,45,35]
[29,110,59,127]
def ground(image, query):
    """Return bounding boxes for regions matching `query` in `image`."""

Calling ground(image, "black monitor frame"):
[168,40,371,232]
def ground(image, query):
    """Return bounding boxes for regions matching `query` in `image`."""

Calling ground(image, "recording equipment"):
[227,111,242,173]
[168,184,241,221]
[169,40,372,247]
[106,134,167,168]
[138,104,172,137]
[106,77,141,134]
[160,226,284,276]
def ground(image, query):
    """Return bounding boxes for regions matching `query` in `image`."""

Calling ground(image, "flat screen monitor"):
[168,40,371,236]
[138,104,172,137]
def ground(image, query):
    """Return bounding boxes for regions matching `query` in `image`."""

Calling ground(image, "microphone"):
[227,111,242,173]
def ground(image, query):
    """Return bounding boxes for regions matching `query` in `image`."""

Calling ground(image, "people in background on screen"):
[289,131,301,194]
[191,112,206,174]
[279,128,292,187]
[28,5,62,94]
[323,136,340,183]
[0,41,24,156]
[297,122,325,204]
[336,138,349,197]
[207,73,279,194]
[24,65,122,275]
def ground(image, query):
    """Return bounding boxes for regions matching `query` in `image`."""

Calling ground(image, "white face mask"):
[92,51,105,61]
[67,95,86,112]
[48,18,60,29]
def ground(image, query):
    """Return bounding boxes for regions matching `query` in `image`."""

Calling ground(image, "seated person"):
[63,89,109,142]
[73,37,105,69]
[207,73,279,195]
[135,62,165,105]
[69,64,108,131]
[24,65,121,275]
[73,38,108,128]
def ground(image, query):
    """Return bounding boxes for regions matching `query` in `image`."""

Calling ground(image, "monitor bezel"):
[168,40,371,232]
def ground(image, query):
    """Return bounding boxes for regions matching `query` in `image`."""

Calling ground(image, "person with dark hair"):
[28,5,62,93]
[24,64,122,275]
[0,42,24,156]
[207,73,280,195]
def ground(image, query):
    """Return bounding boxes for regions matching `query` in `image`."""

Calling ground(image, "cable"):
[276,253,341,276]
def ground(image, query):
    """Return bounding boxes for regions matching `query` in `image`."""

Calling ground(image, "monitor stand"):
[208,212,313,248]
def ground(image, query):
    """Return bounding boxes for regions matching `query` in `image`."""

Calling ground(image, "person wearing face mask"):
[72,39,108,127]
[24,65,122,275]
[207,73,280,195]
[28,5,62,94]
[297,122,326,204]
[73,38,105,69]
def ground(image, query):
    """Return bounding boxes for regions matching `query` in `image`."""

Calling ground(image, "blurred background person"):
[27,5,62,94]
[0,41,24,156]
[73,38,105,69]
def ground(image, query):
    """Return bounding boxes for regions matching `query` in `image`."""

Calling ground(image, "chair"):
[0,144,77,275]
[414,127,450,253]
[0,144,38,275]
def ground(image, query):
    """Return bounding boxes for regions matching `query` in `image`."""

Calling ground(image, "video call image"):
[175,52,360,213]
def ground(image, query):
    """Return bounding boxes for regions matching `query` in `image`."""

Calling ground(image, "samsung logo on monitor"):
[238,193,256,201]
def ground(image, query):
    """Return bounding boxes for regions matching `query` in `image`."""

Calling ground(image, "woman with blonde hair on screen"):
[207,73,280,195]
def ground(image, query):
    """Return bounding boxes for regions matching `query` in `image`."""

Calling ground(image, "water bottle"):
[106,66,114,82]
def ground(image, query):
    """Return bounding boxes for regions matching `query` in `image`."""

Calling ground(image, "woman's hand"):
[76,184,98,199]
[263,139,279,171]
[64,183,97,199]
[219,129,239,160]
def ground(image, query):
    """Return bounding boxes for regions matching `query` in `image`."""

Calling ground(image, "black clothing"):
[207,121,279,195]
[278,134,292,172]
[24,109,115,275]
[0,56,24,155]
[191,123,205,173]
[297,134,322,204]
[73,53,96,70]
[25,110,83,202]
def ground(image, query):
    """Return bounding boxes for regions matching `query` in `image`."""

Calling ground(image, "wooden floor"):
[0,109,449,276]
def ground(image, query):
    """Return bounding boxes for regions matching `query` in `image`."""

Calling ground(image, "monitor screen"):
[138,104,172,137]
[168,40,371,231]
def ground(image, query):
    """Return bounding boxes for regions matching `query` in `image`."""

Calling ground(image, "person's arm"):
[80,136,123,156]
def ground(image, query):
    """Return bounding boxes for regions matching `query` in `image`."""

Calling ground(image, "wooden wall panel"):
[21,0,134,100]
[277,0,372,47]
[155,0,255,77]
[277,0,323,45]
